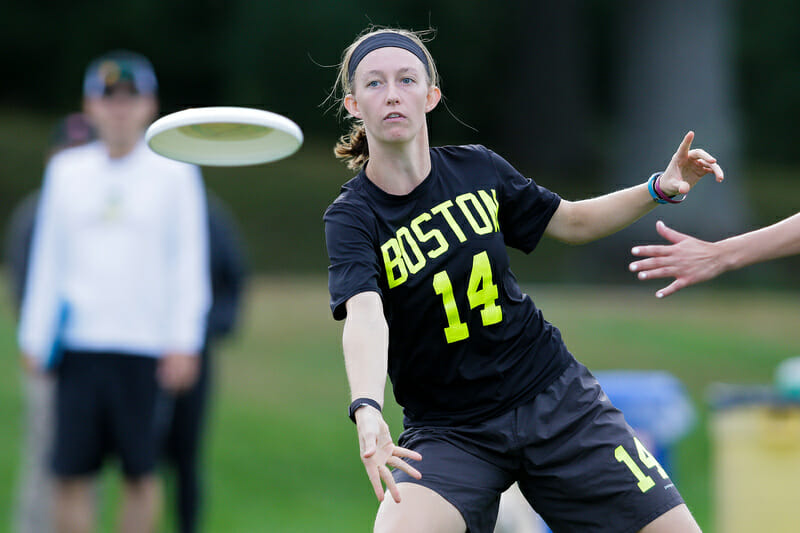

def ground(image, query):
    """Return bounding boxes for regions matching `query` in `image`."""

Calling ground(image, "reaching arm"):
[342,292,421,503]
[343,291,389,403]
[544,131,724,244]
[544,182,655,244]
[167,166,210,356]
[630,213,800,297]
[161,166,210,393]
[17,167,65,370]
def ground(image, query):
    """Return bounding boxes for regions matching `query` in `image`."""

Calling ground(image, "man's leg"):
[111,355,164,533]
[54,477,95,533]
[51,353,104,533]
[15,373,56,533]
[165,352,210,533]
[120,474,162,533]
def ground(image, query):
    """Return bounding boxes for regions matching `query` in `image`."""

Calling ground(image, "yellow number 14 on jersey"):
[433,251,503,343]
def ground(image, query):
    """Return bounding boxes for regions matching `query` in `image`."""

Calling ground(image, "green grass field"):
[1,277,798,532]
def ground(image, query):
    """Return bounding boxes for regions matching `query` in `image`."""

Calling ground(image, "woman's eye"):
[401,77,414,84]
[367,80,380,88]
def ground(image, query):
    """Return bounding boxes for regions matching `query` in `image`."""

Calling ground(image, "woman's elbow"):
[546,206,594,245]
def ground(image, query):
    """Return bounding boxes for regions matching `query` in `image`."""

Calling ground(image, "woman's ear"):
[425,86,442,113]
[344,93,361,119]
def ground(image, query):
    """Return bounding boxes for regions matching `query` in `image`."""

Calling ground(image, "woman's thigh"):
[391,426,516,533]
[375,482,466,533]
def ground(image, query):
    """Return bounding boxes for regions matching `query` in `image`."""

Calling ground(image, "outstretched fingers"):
[365,461,388,501]
[708,161,724,182]
[629,222,687,285]
[628,259,688,298]
[655,220,689,243]
[676,131,695,158]
[387,456,422,480]
[629,256,667,274]
[393,446,422,462]
[631,263,677,280]
[363,451,406,502]
[629,221,714,298]
[362,440,423,502]
[690,150,724,182]
[668,131,718,194]
[381,464,402,502]
[689,148,716,164]
[629,222,687,261]
[655,279,688,299]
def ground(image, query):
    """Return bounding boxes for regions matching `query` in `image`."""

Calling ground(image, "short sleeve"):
[488,149,561,253]
[324,202,382,320]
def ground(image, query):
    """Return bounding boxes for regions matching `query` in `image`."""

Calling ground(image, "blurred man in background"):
[5,112,96,533]
[7,113,249,533]
[17,50,210,533]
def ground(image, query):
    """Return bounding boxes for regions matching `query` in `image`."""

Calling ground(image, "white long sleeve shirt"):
[18,139,211,367]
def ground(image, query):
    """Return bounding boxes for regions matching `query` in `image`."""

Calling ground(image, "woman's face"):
[345,46,440,146]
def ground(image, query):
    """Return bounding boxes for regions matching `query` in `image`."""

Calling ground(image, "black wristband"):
[348,397,382,423]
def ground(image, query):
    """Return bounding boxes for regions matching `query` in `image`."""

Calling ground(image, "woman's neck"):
[364,131,431,196]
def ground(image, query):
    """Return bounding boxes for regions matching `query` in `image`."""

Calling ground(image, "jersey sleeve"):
[324,201,382,321]
[488,148,561,253]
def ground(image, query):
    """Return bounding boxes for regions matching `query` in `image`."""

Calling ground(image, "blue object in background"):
[594,370,697,476]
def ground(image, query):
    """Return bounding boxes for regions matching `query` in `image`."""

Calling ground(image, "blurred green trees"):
[3,1,798,163]
[1,0,798,283]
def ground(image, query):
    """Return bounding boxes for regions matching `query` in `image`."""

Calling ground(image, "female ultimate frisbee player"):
[324,27,723,533]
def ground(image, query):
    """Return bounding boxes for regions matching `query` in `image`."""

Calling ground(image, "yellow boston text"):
[382,189,499,288]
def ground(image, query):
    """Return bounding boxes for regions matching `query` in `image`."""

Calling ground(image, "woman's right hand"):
[20,352,39,374]
[355,406,422,503]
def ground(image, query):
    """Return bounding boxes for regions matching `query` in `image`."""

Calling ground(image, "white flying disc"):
[145,106,303,166]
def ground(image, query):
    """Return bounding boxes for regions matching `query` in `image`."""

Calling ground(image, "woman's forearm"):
[547,184,655,244]
[342,291,389,403]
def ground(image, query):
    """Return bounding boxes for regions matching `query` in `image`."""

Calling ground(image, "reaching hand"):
[355,406,422,503]
[629,221,726,298]
[158,352,200,392]
[659,131,724,197]
[20,353,40,374]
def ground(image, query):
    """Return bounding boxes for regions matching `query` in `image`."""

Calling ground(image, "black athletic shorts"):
[393,356,684,533]
[52,350,171,478]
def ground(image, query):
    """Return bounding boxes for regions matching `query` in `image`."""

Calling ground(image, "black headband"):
[347,32,431,83]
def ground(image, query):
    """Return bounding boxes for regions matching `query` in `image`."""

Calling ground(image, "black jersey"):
[324,144,572,426]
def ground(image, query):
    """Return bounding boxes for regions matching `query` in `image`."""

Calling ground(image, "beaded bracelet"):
[647,172,685,204]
